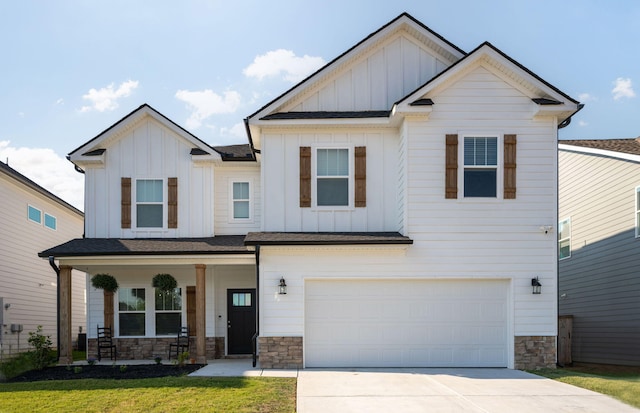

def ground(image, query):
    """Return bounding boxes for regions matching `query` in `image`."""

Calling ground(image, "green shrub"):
[28,325,53,370]
[0,352,36,380]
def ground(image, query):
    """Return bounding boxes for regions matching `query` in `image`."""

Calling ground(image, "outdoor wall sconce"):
[531,277,542,294]
[278,277,287,295]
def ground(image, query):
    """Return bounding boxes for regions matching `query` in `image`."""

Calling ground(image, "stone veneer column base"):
[88,337,225,361]
[515,336,556,370]
[258,336,303,369]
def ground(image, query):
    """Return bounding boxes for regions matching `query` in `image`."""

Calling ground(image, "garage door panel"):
[305,279,509,368]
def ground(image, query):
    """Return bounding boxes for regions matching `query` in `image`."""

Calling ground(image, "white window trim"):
[44,213,57,231]
[311,144,355,210]
[229,179,254,223]
[558,217,571,260]
[132,178,167,231]
[636,187,640,238]
[458,133,503,201]
[28,204,42,224]
[116,285,185,338]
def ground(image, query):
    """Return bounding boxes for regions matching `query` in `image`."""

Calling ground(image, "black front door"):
[227,289,256,354]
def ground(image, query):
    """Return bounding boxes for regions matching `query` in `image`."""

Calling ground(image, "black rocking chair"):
[97,325,116,361]
[168,327,190,360]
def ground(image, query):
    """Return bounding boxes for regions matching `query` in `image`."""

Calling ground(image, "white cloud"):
[243,49,326,83]
[0,141,84,210]
[175,89,242,129]
[578,120,588,127]
[80,80,139,112]
[578,93,596,102]
[219,122,247,139]
[612,77,635,100]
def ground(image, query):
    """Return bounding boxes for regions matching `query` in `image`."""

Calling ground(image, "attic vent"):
[532,98,562,105]
[409,98,434,106]
[82,148,106,156]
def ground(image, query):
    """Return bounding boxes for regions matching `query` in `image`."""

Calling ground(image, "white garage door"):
[305,279,509,368]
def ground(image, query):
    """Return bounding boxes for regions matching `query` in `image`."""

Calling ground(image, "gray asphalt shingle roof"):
[561,138,640,156]
[244,232,413,245]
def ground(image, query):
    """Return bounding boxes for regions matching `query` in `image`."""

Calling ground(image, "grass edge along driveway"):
[533,367,640,409]
[0,376,297,413]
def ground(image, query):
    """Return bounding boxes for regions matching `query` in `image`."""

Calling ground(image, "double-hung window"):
[232,182,251,220]
[118,288,146,336]
[558,218,571,260]
[316,148,350,207]
[136,179,163,228]
[155,288,182,335]
[463,137,498,197]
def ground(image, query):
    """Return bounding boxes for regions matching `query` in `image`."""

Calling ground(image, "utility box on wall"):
[10,324,23,333]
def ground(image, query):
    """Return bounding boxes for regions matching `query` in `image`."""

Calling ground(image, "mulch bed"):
[8,363,205,382]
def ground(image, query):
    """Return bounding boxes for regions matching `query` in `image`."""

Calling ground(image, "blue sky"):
[1,0,638,209]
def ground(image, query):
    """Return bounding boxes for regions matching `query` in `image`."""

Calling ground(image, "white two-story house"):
[41,13,581,369]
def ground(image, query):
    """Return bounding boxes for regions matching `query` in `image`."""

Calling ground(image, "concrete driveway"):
[297,368,639,413]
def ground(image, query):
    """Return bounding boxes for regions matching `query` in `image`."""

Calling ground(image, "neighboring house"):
[41,13,581,369]
[0,161,86,359]
[558,139,640,366]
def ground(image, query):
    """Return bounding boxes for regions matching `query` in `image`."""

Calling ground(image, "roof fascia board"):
[559,143,640,164]
[55,254,256,267]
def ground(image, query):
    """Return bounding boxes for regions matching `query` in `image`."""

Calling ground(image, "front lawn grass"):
[533,364,640,409]
[0,376,296,413]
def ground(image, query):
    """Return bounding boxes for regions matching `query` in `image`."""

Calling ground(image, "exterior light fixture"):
[531,277,542,295]
[278,277,287,295]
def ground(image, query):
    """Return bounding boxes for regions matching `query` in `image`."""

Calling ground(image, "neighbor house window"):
[136,179,163,228]
[558,218,571,260]
[316,148,350,206]
[28,205,42,224]
[232,181,250,219]
[636,187,640,237]
[464,137,497,197]
[44,213,57,230]
[155,288,182,335]
[118,288,146,336]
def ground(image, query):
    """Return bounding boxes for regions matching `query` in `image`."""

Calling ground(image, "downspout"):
[251,245,260,367]
[48,256,60,362]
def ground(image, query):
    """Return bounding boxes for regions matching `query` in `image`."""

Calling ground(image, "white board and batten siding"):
[290,33,452,112]
[84,117,219,238]
[0,169,86,353]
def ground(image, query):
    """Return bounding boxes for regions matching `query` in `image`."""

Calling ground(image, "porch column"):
[58,265,73,365]
[195,264,206,364]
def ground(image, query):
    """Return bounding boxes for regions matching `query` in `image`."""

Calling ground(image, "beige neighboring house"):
[0,161,86,359]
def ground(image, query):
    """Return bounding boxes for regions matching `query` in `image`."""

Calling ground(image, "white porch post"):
[195,264,206,363]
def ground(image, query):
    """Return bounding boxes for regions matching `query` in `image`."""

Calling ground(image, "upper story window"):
[44,213,57,230]
[136,179,163,228]
[28,205,42,224]
[463,137,498,197]
[316,148,350,207]
[558,218,571,260]
[636,187,640,238]
[232,181,251,220]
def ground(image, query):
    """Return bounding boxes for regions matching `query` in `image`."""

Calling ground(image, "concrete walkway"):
[296,368,640,413]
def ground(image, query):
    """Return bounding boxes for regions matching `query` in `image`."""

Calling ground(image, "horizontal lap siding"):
[559,150,640,365]
[0,175,86,350]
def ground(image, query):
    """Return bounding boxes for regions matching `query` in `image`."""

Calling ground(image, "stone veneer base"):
[87,337,225,361]
[515,336,556,370]
[258,336,303,369]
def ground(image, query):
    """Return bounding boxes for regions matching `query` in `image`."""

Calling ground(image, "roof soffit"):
[249,15,465,122]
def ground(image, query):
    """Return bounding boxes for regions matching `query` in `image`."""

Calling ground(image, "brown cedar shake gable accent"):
[168,177,178,228]
[503,135,517,199]
[445,135,458,199]
[121,177,131,228]
[300,147,311,207]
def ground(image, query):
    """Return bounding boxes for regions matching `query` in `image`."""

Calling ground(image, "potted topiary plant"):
[152,273,177,292]
[91,273,119,332]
